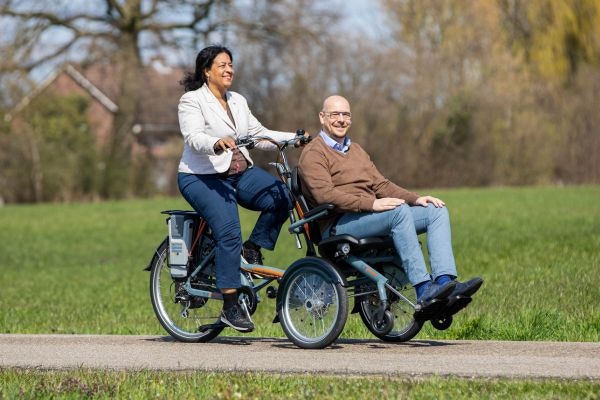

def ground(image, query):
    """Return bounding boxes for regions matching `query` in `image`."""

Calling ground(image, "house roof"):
[5,62,185,136]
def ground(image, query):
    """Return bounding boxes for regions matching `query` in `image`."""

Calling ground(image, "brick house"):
[5,62,186,194]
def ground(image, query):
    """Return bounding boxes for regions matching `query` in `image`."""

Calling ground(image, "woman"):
[177,45,298,332]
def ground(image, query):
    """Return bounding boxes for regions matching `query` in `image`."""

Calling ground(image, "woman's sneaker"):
[220,304,255,332]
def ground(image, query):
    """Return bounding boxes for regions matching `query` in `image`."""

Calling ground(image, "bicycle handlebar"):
[235,129,311,150]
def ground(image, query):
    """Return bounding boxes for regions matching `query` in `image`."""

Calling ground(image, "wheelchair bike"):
[146,131,454,349]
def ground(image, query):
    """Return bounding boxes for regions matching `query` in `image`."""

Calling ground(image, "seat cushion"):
[318,234,394,257]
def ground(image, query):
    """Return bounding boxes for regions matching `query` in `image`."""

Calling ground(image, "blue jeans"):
[178,168,292,289]
[325,204,458,286]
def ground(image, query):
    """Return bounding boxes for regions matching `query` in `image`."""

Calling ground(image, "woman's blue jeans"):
[178,168,292,289]
[325,204,458,286]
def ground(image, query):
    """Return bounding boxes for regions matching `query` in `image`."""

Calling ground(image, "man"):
[298,95,483,316]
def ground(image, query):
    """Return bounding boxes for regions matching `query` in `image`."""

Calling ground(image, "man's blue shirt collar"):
[319,130,351,153]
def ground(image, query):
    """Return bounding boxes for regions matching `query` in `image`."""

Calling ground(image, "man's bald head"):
[322,95,350,113]
[319,95,352,144]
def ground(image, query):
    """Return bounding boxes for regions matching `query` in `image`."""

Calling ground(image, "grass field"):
[1,369,598,399]
[0,185,597,340]
[0,186,598,398]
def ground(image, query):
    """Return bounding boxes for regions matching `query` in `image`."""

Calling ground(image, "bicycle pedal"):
[266,286,277,298]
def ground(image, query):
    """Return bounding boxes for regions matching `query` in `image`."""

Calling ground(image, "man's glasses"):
[322,111,352,120]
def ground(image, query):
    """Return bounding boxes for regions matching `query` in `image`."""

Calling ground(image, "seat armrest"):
[288,204,335,234]
[304,203,335,219]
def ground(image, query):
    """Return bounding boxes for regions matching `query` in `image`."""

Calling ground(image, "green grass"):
[0,369,598,399]
[0,186,598,341]
[0,186,598,397]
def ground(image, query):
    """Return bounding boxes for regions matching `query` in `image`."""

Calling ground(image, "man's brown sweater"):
[298,135,419,232]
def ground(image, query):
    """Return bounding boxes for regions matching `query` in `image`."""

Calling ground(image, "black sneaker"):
[414,280,456,319]
[418,280,456,304]
[443,277,484,316]
[451,277,484,298]
[220,304,255,332]
[242,242,263,265]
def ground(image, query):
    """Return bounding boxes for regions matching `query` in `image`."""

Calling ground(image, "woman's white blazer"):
[177,84,294,174]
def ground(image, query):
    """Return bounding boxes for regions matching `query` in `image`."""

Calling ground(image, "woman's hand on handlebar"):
[214,136,237,153]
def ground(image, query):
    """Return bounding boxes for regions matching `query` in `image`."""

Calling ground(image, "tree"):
[500,0,600,82]
[499,0,600,183]
[0,94,97,202]
[0,0,227,198]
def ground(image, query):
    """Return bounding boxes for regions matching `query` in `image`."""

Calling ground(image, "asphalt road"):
[1,334,598,379]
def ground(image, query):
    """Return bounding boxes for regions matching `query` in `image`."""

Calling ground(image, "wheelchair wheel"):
[431,315,453,330]
[278,258,348,349]
[149,236,224,342]
[358,267,423,342]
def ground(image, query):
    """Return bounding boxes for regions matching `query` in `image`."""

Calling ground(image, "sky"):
[342,0,389,39]
[4,0,390,83]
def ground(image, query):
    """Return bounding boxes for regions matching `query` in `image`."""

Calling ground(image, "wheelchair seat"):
[291,167,395,259]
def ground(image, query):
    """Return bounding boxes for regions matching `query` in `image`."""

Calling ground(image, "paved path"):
[1,334,598,379]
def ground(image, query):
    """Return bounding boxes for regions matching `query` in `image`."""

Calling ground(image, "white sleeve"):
[178,92,219,155]
[245,100,295,150]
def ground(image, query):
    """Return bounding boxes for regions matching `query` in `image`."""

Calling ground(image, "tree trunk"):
[100,30,142,198]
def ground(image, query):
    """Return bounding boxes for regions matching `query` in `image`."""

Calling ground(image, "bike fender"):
[144,236,168,271]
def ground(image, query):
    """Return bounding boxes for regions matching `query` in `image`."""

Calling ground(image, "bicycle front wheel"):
[278,259,348,349]
[149,238,224,342]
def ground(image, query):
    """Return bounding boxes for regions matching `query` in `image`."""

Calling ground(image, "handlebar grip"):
[236,137,255,149]
[300,135,312,144]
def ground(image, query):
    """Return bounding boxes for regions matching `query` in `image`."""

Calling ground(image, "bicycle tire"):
[149,237,224,342]
[358,268,423,342]
[277,257,348,349]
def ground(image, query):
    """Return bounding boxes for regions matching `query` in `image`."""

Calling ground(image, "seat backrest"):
[291,167,324,245]
[291,167,310,212]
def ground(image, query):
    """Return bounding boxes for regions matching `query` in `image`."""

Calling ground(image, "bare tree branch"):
[106,0,126,19]
[140,0,159,20]
[21,36,79,72]
[1,9,112,28]
[0,0,227,199]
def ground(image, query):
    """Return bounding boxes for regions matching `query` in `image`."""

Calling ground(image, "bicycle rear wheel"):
[358,266,422,342]
[149,237,224,342]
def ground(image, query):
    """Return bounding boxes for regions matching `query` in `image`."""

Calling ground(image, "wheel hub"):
[305,297,326,318]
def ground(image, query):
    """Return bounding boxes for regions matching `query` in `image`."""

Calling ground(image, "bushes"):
[0,94,99,202]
